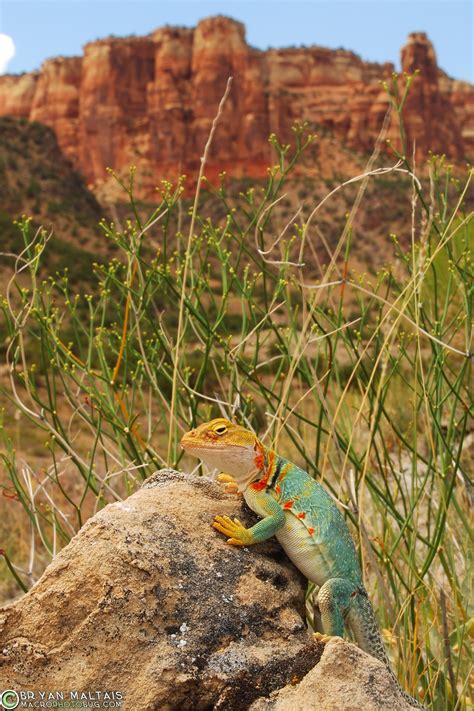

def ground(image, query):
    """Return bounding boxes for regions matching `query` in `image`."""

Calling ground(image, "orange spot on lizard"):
[251,449,275,491]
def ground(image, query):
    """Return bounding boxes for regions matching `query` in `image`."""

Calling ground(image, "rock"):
[0,72,38,117]
[0,18,471,199]
[79,35,155,192]
[249,637,414,711]
[0,469,323,710]
[399,32,464,159]
[30,56,82,167]
[0,469,422,709]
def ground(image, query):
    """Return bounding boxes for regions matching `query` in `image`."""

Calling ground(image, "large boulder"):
[250,636,413,710]
[0,469,321,710]
[0,468,415,710]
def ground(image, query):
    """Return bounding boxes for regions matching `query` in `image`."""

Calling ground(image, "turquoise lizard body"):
[181,417,426,709]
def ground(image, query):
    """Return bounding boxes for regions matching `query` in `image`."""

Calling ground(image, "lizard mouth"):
[180,439,232,452]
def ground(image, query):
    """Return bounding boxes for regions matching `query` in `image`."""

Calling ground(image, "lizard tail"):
[346,589,391,666]
[347,591,427,710]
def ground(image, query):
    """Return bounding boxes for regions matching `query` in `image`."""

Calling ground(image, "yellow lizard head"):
[180,418,265,486]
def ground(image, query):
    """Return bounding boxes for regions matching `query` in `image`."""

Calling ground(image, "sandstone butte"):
[0,15,472,199]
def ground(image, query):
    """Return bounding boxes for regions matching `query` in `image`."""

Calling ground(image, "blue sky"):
[1,0,473,81]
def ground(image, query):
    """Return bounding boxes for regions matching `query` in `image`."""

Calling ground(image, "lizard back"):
[245,455,363,588]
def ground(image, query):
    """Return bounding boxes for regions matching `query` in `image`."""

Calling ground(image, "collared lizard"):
[181,417,427,709]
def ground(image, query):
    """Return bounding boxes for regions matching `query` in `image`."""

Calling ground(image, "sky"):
[0,0,472,82]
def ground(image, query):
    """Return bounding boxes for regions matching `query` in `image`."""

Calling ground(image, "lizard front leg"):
[213,492,285,546]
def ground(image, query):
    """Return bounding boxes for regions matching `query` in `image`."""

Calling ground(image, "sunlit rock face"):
[0,18,471,198]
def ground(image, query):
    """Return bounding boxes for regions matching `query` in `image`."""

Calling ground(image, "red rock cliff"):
[0,17,472,198]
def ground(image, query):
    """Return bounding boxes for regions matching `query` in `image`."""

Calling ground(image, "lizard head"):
[180,418,265,486]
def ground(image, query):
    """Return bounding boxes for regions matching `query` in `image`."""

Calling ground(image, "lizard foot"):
[312,632,333,644]
[217,473,241,496]
[217,473,235,484]
[212,515,253,546]
[225,483,241,494]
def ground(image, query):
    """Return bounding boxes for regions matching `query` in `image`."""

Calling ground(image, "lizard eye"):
[214,425,228,435]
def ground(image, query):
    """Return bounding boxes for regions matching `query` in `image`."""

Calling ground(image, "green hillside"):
[0,117,106,286]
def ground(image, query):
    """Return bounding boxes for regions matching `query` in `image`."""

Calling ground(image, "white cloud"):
[0,34,15,74]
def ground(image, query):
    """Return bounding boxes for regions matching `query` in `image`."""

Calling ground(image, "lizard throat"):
[186,442,265,492]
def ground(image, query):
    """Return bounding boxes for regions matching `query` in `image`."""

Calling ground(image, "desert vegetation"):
[0,76,472,709]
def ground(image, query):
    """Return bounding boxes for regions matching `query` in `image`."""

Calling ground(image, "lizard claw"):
[225,483,241,494]
[226,538,245,546]
[217,473,235,484]
[217,473,241,496]
[313,632,333,644]
[212,514,253,545]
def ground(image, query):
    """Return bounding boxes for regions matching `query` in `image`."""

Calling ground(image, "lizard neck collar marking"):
[250,449,282,492]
